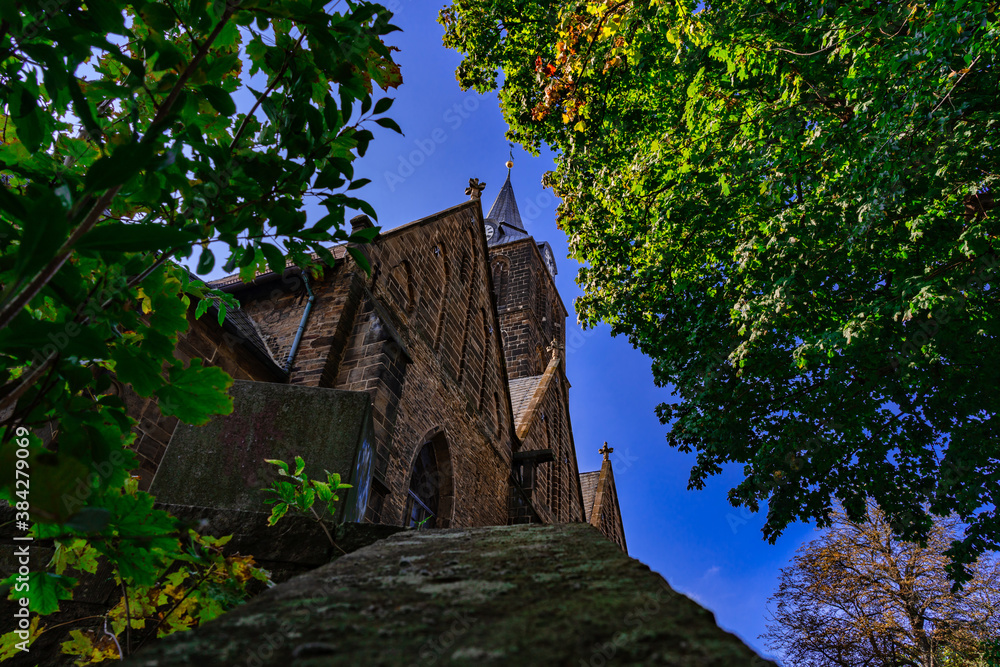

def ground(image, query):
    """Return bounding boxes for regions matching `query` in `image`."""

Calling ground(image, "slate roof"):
[508,375,543,425]
[485,170,533,247]
[183,269,285,376]
[220,305,280,368]
[197,296,285,376]
[579,471,601,522]
[208,245,348,289]
[486,170,525,231]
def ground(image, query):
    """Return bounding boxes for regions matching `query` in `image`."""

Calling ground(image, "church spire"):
[486,164,525,232]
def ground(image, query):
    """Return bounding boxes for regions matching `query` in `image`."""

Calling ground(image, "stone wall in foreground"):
[126,523,775,667]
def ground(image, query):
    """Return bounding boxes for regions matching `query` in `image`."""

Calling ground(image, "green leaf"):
[267,502,289,525]
[0,312,108,360]
[296,486,316,510]
[196,246,215,274]
[85,142,156,193]
[265,458,289,473]
[375,117,403,134]
[314,481,333,503]
[112,345,163,396]
[373,97,394,114]
[13,191,69,281]
[204,53,241,81]
[346,246,371,275]
[156,359,234,425]
[293,456,305,476]
[2,572,77,615]
[75,223,198,253]
[238,244,256,267]
[10,84,45,153]
[348,225,379,243]
[314,164,346,190]
[355,199,378,221]
[51,538,102,576]
[149,33,185,72]
[313,244,337,267]
[0,181,28,223]
[139,2,175,32]
[201,85,237,116]
[259,243,285,275]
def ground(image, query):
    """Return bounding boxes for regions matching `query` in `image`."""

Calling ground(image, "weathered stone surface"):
[162,504,405,583]
[0,506,402,667]
[126,524,774,667]
[150,380,373,522]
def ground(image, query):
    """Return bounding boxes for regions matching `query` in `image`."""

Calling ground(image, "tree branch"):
[0,6,237,333]
[229,31,307,151]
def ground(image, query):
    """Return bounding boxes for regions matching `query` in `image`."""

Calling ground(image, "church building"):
[126,165,626,551]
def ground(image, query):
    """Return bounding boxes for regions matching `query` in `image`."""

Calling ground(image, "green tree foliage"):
[262,455,351,549]
[763,501,1000,667]
[440,0,1000,581]
[0,0,402,655]
[1,478,273,662]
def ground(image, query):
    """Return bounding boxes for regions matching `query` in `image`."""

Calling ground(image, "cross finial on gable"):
[466,178,486,200]
[599,442,613,461]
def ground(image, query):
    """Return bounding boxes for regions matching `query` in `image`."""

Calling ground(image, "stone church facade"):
[126,169,626,550]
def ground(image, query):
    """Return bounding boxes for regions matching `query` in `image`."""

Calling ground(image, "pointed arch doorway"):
[403,431,454,528]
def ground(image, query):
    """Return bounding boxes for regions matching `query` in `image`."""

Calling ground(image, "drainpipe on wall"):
[284,271,315,374]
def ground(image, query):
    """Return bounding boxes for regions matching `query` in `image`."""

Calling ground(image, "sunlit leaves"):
[763,503,1000,665]
[156,360,234,425]
[0,572,77,615]
[261,457,352,529]
[0,0,401,659]
[442,0,1000,581]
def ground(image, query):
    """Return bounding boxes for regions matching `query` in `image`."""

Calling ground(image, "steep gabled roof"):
[485,170,532,247]
[509,375,543,426]
[486,170,525,232]
[579,471,601,522]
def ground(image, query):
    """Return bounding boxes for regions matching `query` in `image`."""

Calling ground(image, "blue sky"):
[332,5,822,660]
[194,3,820,660]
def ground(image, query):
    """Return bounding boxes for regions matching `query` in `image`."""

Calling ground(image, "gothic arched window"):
[492,258,509,306]
[404,442,440,528]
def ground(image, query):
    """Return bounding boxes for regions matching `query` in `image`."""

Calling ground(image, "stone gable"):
[119,180,625,547]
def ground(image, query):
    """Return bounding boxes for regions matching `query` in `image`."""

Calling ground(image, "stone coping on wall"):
[125,523,776,667]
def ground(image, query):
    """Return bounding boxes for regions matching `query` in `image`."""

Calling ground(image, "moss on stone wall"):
[127,523,774,666]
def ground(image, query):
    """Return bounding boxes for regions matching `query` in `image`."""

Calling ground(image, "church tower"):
[478,164,591,528]
[482,165,564,381]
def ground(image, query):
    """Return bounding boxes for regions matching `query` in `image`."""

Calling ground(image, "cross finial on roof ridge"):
[466,178,486,200]
[599,442,614,461]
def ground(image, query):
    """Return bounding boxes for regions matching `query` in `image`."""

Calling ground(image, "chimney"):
[350,214,374,233]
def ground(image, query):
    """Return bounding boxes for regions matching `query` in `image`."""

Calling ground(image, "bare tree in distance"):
[762,501,1000,667]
